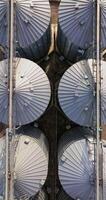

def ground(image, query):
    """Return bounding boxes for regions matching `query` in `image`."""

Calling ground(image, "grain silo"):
[58,127,95,200]
[0,0,105,199]
[0,0,51,61]
[0,125,49,199]
[58,59,106,126]
[0,57,51,126]
[57,0,106,61]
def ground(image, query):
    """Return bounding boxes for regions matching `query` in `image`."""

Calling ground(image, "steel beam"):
[96,0,101,199]
[5,0,14,199]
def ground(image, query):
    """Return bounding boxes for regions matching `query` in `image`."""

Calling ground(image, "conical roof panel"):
[58,134,95,200]
[58,59,106,126]
[0,58,51,126]
[101,0,106,48]
[0,127,48,199]
[14,134,48,199]
[0,0,50,48]
[59,0,106,50]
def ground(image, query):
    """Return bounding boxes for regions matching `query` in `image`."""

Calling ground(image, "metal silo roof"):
[0,58,51,126]
[59,0,93,50]
[58,59,106,127]
[0,1,7,47]
[0,0,50,48]
[101,0,106,48]
[58,130,95,200]
[0,127,48,199]
[0,137,5,196]
[58,0,106,50]
[14,134,48,199]
[103,142,106,200]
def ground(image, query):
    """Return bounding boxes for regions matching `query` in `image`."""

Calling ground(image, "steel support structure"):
[5,0,14,199]
[8,0,14,130]
[96,0,101,199]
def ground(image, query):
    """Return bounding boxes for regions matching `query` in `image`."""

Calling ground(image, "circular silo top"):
[14,134,48,199]
[0,126,48,199]
[0,0,50,48]
[58,59,106,126]
[58,128,95,200]
[59,0,106,50]
[0,58,51,126]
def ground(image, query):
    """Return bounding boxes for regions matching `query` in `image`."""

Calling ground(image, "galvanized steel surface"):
[16,0,50,47]
[101,0,106,48]
[0,0,51,60]
[103,142,106,200]
[58,127,93,157]
[0,0,7,47]
[0,137,5,197]
[58,0,106,61]
[14,134,48,199]
[16,125,49,156]
[58,0,93,49]
[58,59,106,127]
[15,125,48,199]
[0,58,51,126]
[0,127,48,199]
[58,131,95,200]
